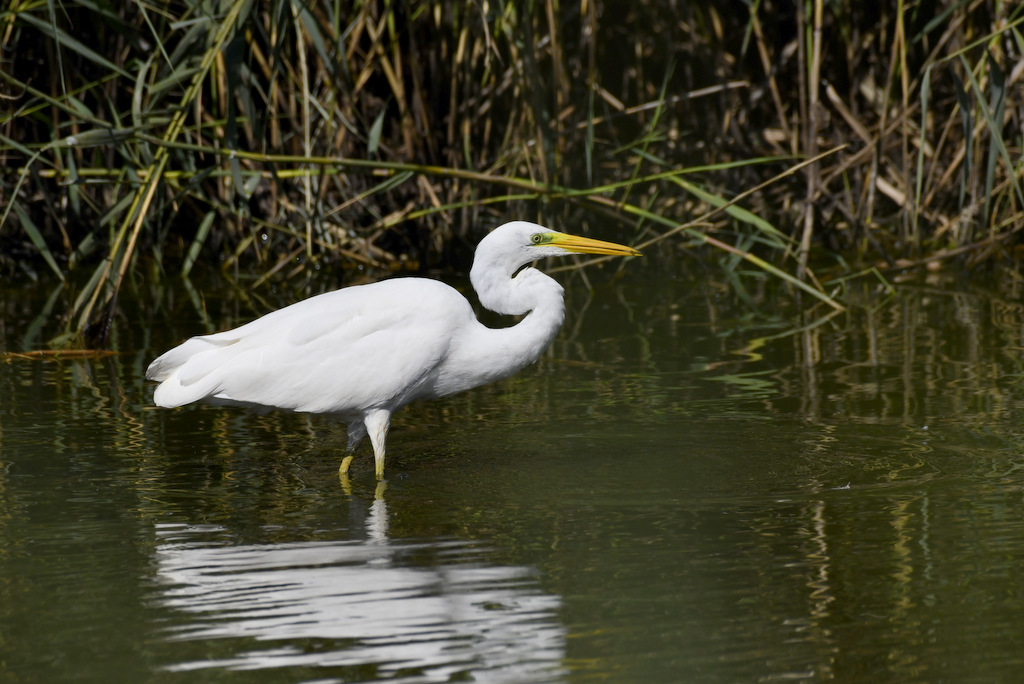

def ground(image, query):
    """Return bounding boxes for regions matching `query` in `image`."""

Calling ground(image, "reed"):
[1,1,1021,345]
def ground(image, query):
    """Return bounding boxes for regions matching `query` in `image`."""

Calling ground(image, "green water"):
[3,266,1024,682]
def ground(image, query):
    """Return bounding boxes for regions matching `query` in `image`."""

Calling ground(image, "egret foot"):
[339,454,354,476]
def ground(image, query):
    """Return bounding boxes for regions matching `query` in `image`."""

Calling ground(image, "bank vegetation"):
[1,0,1022,343]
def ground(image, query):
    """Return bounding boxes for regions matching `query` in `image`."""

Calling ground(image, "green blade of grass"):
[914,65,931,237]
[952,73,972,212]
[982,54,1005,230]
[667,176,792,248]
[960,54,1024,220]
[181,210,216,278]
[12,203,64,281]
[18,11,130,78]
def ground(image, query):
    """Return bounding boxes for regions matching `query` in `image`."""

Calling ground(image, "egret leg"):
[363,409,391,480]
[341,419,367,475]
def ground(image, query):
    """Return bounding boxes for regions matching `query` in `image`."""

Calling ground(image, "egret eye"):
[530,233,544,245]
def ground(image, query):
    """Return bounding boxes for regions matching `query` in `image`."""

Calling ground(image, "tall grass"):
[1,0,1022,346]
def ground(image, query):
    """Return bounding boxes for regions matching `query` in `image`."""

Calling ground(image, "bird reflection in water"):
[154,493,567,680]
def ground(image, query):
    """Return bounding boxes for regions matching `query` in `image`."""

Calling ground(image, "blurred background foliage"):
[1,0,1022,344]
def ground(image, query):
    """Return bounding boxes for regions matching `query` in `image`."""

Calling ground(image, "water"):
[3,266,1024,682]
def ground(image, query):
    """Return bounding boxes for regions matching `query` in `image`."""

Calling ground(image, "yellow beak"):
[545,232,642,257]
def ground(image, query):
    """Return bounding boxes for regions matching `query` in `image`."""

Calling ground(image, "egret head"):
[470,221,642,316]
[477,221,641,271]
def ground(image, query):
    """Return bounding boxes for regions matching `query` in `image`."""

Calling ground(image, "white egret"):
[146,221,641,479]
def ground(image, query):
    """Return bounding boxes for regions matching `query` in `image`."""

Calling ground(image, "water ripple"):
[152,523,566,682]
